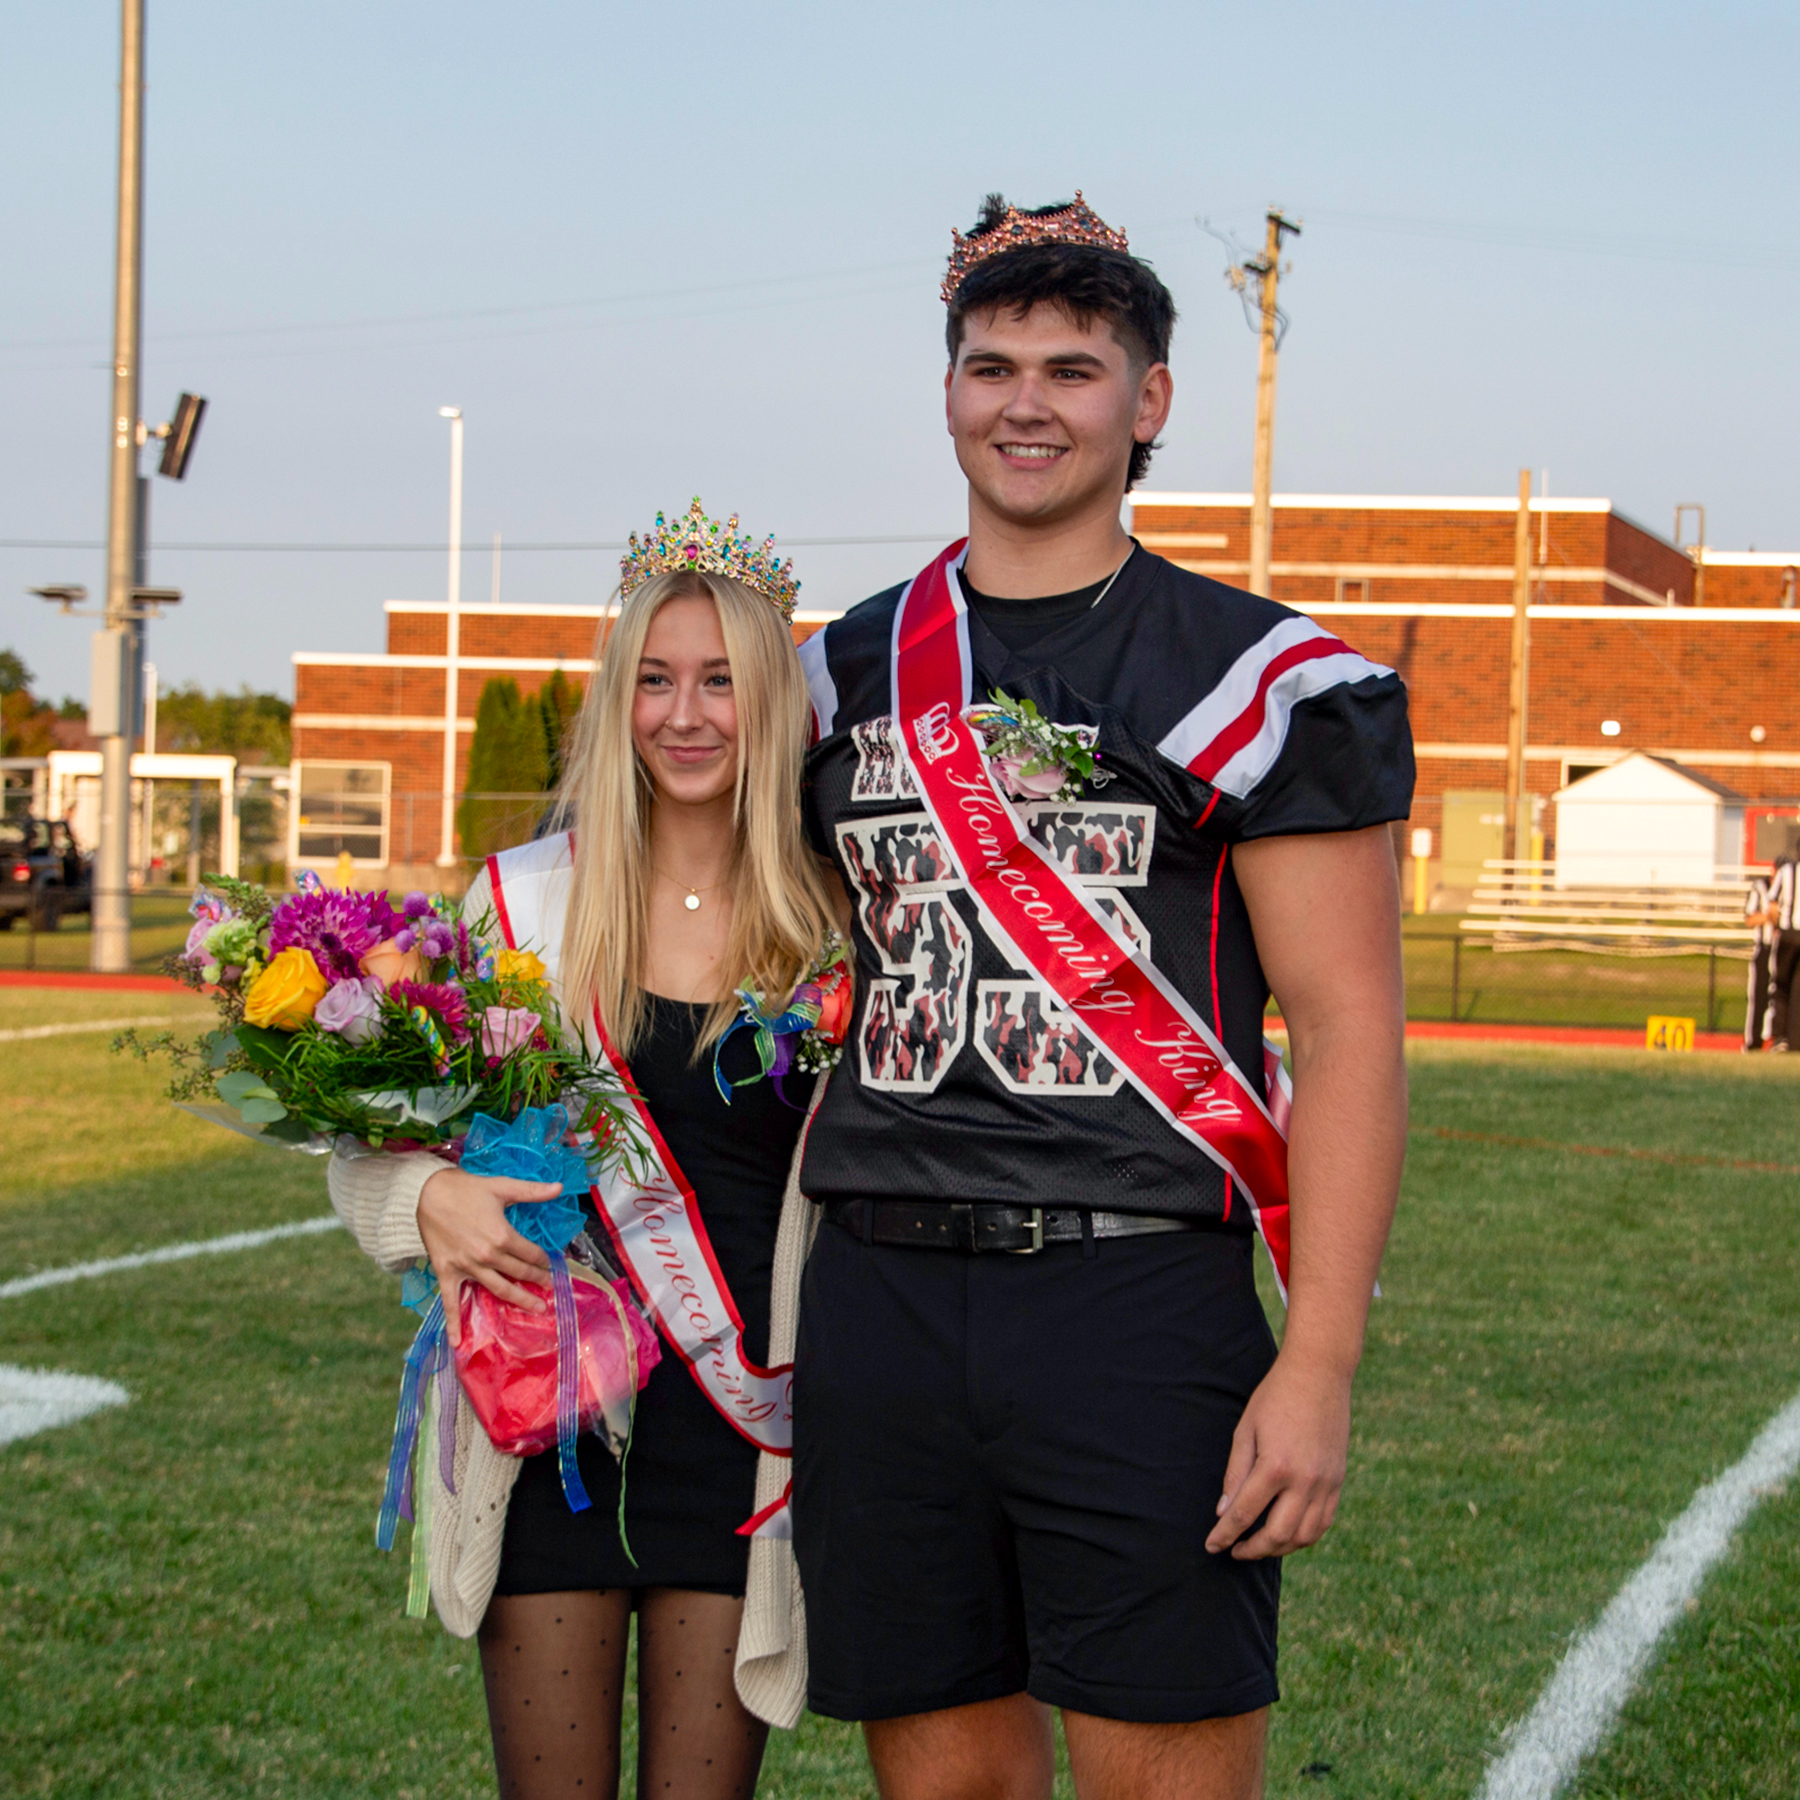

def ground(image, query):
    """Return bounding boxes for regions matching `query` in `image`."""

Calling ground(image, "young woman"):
[328,508,841,1800]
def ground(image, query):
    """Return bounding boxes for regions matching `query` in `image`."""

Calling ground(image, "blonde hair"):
[554,569,836,1055]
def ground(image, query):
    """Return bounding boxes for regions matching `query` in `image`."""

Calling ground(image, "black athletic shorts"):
[792,1217,1282,1724]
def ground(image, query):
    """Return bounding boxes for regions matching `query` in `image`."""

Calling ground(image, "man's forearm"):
[1277,1013,1406,1376]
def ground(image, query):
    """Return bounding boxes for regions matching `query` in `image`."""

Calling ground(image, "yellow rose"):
[243,946,329,1030]
[495,947,547,984]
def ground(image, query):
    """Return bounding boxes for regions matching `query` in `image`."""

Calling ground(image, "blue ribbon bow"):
[713,984,822,1106]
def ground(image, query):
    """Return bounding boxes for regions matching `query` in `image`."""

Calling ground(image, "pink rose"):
[359,937,427,989]
[479,1006,542,1063]
[992,753,1067,800]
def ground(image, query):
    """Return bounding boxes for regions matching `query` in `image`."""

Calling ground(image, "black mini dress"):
[493,993,805,1597]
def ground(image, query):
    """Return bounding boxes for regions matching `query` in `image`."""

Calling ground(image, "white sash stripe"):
[483,837,793,1462]
[797,626,839,740]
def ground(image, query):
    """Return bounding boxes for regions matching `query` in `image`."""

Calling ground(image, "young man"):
[791,195,1413,1800]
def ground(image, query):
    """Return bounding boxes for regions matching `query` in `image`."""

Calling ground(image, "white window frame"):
[289,759,391,869]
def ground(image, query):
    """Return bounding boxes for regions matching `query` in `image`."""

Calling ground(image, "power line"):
[0,255,939,355]
[1302,207,1800,272]
[0,532,958,554]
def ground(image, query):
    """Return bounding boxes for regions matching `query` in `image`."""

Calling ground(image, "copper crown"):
[941,192,1131,305]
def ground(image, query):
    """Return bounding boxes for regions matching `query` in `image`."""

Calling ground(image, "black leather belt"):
[822,1198,1207,1255]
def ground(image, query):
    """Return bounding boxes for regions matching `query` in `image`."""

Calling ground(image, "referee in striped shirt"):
[1759,857,1800,1051]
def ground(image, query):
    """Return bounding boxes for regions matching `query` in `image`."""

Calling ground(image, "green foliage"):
[0,649,56,757]
[154,684,291,762]
[537,667,581,787]
[10,1027,1800,1795]
[456,674,571,858]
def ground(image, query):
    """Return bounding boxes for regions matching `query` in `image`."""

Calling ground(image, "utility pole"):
[94,0,146,971]
[437,407,464,868]
[1245,207,1301,598]
[1503,469,1533,867]
[1675,503,1706,607]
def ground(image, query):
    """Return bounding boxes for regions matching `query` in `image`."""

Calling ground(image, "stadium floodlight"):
[156,392,207,479]
[30,584,89,611]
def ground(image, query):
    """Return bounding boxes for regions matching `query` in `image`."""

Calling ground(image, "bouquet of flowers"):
[967,689,1110,804]
[118,872,660,1605]
[119,871,626,1152]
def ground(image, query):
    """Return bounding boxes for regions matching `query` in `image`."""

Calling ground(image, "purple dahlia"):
[268,889,400,982]
[389,979,472,1045]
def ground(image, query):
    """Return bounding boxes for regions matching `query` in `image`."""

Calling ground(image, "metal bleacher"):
[1458,862,1762,955]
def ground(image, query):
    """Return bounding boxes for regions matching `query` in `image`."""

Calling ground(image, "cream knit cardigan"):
[326,863,818,1728]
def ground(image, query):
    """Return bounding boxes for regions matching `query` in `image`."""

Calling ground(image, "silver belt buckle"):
[1007,1206,1045,1255]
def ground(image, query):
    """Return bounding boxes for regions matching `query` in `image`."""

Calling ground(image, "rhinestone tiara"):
[941,191,1131,305]
[619,497,800,623]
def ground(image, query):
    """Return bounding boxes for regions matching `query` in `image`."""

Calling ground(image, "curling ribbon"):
[406,1394,436,1618]
[712,984,822,1104]
[376,1293,446,1552]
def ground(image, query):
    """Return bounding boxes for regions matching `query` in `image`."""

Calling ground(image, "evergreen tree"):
[536,669,581,788]
[456,677,555,858]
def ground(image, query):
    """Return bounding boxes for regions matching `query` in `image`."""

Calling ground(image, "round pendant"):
[683,892,701,912]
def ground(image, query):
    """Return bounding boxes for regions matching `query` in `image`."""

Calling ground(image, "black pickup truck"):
[0,818,92,931]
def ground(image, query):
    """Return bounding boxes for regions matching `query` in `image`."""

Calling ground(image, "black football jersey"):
[798,546,1415,1222]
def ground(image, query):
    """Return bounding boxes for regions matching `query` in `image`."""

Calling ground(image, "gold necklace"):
[656,867,727,912]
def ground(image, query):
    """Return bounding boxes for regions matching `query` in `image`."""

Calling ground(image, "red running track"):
[0,971,190,993]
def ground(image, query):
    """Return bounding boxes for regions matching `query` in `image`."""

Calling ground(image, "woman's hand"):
[417,1165,560,1345]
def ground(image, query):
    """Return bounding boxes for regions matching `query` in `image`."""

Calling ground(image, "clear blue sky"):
[2,0,1795,701]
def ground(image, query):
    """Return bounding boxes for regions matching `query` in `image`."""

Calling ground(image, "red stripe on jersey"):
[1185,635,1354,782]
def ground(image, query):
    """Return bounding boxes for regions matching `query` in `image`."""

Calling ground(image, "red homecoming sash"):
[485,838,795,1534]
[891,542,1293,1290]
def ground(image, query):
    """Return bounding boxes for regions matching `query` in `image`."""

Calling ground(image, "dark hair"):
[945,194,1177,490]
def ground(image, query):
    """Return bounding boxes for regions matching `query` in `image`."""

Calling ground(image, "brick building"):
[290,493,1800,894]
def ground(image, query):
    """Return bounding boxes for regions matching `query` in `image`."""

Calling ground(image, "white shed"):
[1553,753,1745,889]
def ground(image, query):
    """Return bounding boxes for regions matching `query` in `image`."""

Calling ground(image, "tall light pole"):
[1503,469,1534,866]
[437,407,464,868]
[94,0,147,971]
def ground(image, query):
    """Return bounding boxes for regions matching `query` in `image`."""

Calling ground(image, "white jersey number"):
[836,801,1157,1096]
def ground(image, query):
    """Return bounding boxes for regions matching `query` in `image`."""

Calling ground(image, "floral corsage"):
[966,689,1111,804]
[713,932,854,1104]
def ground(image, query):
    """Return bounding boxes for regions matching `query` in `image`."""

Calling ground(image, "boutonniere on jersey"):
[966,690,1112,804]
[714,932,854,1103]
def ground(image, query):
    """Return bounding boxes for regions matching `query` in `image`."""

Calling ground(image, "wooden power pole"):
[1245,208,1301,598]
[1502,468,1533,865]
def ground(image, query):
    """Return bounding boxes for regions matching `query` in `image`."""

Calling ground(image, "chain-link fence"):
[1400,918,1751,1034]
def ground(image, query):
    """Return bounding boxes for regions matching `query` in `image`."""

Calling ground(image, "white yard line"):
[0,1365,129,1447]
[0,1216,343,1301]
[1477,1387,1800,1800]
[0,1015,180,1043]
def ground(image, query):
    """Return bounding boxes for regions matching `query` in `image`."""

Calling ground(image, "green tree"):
[155,685,291,762]
[0,649,55,759]
[457,677,551,858]
[537,668,581,788]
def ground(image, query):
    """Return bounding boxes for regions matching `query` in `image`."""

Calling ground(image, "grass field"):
[1399,916,1749,1033]
[0,890,195,975]
[2,991,1798,1796]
